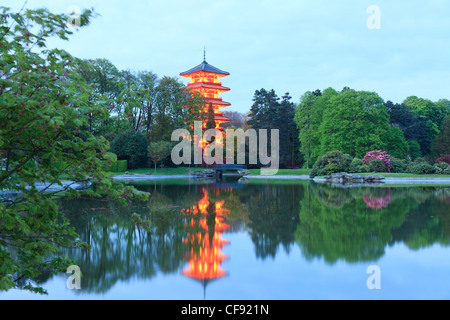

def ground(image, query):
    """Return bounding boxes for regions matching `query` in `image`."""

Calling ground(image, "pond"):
[1,178,450,300]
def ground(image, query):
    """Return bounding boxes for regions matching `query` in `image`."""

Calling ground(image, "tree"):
[432,116,450,157]
[0,6,149,293]
[110,130,148,169]
[295,91,318,169]
[386,101,432,156]
[222,111,244,129]
[403,96,446,143]
[205,103,216,130]
[148,76,186,142]
[247,89,298,167]
[319,89,390,158]
[148,141,173,174]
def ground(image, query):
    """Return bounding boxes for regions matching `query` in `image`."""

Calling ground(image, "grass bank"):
[111,167,313,176]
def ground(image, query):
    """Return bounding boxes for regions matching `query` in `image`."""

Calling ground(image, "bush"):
[102,160,128,173]
[368,159,387,173]
[408,163,434,175]
[436,155,450,165]
[116,160,128,172]
[349,158,363,173]
[310,150,353,178]
[433,162,450,175]
[359,164,371,173]
[110,130,148,169]
[390,157,409,173]
[362,150,391,172]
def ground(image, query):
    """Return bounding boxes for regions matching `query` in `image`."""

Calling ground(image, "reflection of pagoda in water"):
[181,186,230,292]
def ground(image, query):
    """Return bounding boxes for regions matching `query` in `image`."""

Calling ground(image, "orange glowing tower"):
[180,53,231,131]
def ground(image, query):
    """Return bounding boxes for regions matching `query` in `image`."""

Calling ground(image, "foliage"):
[319,89,390,158]
[362,150,392,172]
[432,116,450,157]
[295,88,337,168]
[436,154,450,165]
[103,159,128,173]
[407,140,422,160]
[408,163,434,175]
[205,103,216,131]
[390,157,409,173]
[0,6,149,293]
[310,150,353,178]
[248,89,299,167]
[349,158,363,173]
[147,141,173,174]
[368,159,388,173]
[433,162,450,175]
[383,126,409,159]
[110,130,148,169]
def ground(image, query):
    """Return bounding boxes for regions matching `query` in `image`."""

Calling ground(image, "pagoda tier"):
[181,59,231,131]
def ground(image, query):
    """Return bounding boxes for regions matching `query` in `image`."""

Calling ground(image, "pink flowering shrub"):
[362,150,392,173]
[363,189,392,209]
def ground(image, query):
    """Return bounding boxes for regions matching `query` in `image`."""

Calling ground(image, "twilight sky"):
[2,0,450,113]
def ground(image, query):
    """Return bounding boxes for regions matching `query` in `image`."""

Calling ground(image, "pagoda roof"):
[187,83,230,92]
[214,115,231,122]
[180,61,230,77]
[204,98,231,106]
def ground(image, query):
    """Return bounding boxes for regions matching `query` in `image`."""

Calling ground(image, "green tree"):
[0,6,149,293]
[432,116,450,157]
[205,102,216,130]
[383,126,409,159]
[147,141,173,174]
[403,96,447,143]
[110,130,148,169]
[319,89,390,158]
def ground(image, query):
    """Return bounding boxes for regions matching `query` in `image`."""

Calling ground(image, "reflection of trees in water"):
[58,195,188,294]
[41,182,450,294]
[243,184,303,260]
[295,183,450,264]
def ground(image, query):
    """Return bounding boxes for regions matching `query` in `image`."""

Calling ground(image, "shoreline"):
[112,174,450,184]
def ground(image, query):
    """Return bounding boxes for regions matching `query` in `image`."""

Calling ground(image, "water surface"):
[2,179,450,300]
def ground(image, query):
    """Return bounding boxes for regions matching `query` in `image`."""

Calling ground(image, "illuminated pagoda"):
[180,52,231,131]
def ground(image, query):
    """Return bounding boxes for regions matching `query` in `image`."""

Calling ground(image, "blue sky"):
[2,0,450,113]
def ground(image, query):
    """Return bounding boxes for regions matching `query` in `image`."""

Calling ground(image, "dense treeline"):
[72,58,450,171]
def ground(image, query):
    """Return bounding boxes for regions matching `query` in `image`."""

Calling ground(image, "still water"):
[2,178,450,300]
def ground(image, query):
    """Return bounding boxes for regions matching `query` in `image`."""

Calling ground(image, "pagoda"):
[180,54,231,131]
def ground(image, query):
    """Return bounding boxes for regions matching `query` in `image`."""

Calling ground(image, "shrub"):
[362,150,391,172]
[310,150,353,178]
[390,157,409,173]
[116,160,128,172]
[110,130,148,169]
[359,164,371,173]
[368,159,387,173]
[408,163,434,174]
[349,158,363,173]
[433,162,450,175]
[436,155,450,165]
